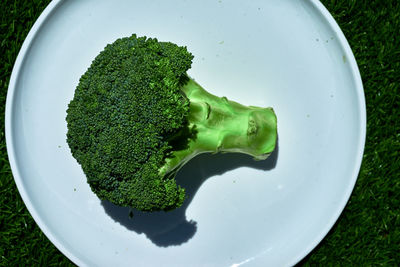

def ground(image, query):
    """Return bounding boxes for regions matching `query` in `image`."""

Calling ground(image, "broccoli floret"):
[66,34,277,212]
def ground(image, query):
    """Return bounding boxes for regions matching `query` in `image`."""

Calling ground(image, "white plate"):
[6,0,365,266]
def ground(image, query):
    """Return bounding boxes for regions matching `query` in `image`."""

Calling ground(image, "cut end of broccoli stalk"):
[159,77,277,176]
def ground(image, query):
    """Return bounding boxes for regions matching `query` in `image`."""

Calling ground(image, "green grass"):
[1,0,399,266]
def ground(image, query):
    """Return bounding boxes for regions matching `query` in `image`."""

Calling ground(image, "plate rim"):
[286,2,366,265]
[5,0,366,266]
[4,0,85,266]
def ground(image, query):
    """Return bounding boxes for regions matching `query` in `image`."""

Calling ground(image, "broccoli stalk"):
[159,78,277,177]
[66,34,277,212]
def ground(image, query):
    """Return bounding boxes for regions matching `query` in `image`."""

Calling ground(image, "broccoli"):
[66,34,277,212]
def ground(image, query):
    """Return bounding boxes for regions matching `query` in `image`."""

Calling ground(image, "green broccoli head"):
[66,34,277,212]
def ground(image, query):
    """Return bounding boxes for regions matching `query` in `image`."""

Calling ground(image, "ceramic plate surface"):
[6,0,365,266]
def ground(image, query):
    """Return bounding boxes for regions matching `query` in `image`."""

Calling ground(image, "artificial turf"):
[0,0,399,266]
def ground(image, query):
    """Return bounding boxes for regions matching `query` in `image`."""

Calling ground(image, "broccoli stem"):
[160,78,277,176]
